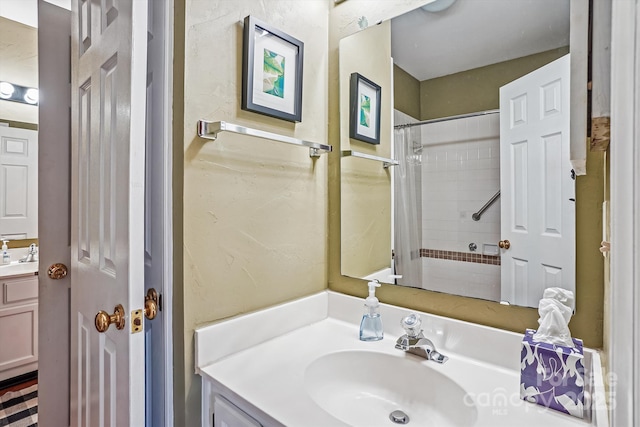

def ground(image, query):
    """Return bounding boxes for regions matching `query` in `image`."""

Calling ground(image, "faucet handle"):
[400,313,423,338]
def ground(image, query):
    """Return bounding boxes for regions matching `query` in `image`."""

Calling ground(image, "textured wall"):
[339,20,392,278]
[180,1,329,425]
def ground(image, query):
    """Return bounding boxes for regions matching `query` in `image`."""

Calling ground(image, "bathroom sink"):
[304,350,477,427]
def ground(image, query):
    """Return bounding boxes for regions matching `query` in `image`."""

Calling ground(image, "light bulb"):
[0,82,15,99]
[23,88,39,104]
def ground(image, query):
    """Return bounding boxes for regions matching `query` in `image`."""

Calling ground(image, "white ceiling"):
[391,0,570,81]
[0,0,71,28]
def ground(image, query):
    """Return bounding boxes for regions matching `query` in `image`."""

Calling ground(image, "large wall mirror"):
[340,0,586,309]
[0,15,39,242]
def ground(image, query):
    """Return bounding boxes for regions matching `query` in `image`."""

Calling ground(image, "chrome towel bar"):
[197,120,332,158]
[341,150,399,168]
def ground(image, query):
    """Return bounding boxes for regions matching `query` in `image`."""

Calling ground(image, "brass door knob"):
[47,263,68,279]
[498,240,511,250]
[144,288,158,320]
[95,304,126,333]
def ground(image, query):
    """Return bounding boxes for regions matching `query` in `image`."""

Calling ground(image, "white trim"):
[569,0,589,175]
[609,0,639,425]
[162,0,175,424]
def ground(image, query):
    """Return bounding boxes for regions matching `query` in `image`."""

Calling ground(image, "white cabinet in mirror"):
[339,0,586,309]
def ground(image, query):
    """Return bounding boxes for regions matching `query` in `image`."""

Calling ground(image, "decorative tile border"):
[420,249,501,265]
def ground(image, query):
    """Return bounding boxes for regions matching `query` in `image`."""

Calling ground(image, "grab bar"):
[197,120,333,157]
[472,190,500,221]
[341,150,399,168]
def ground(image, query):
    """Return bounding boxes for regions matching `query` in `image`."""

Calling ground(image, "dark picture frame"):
[349,72,382,145]
[241,16,304,123]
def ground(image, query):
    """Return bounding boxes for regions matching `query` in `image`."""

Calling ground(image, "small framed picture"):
[349,72,381,145]
[242,16,304,123]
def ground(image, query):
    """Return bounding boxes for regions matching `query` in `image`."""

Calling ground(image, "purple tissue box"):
[520,329,585,418]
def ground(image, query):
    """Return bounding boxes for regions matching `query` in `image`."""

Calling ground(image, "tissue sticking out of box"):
[532,287,575,348]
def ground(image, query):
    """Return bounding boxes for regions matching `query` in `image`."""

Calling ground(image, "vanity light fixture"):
[421,0,457,13]
[0,81,39,106]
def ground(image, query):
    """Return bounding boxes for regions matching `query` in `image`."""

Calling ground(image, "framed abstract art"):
[242,16,304,122]
[349,72,381,144]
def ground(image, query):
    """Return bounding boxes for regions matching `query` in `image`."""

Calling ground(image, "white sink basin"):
[304,350,477,427]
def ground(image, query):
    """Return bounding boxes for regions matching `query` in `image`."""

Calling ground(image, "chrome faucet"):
[395,313,448,363]
[19,243,38,263]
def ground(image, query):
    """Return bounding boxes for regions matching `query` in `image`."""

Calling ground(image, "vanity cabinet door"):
[213,395,262,427]
[0,275,39,382]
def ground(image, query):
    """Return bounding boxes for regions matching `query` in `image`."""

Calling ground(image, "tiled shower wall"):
[420,114,501,301]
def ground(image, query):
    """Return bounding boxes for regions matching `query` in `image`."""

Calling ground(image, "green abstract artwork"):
[263,48,285,98]
[359,94,371,128]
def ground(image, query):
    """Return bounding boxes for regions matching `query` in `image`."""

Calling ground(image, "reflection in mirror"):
[0,16,39,243]
[340,0,578,308]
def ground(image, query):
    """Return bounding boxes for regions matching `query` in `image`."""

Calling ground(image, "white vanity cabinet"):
[0,273,38,382]
[212,394,262,427]
[202,377,277,427]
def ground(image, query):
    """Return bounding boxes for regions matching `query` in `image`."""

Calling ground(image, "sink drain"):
[389,410,410,424]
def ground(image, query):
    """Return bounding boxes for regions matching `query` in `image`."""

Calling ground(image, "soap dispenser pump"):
[1,240,9,265]
[359,280,383,341]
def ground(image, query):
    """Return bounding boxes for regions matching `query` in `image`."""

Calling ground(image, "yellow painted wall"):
[393,64,420,119]
[420,47,569,120]
[178,1,329,425]
[339,21,392,278]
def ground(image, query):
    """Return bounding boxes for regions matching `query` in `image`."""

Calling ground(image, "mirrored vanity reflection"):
[0,16,39,242]
[340,0,583,309]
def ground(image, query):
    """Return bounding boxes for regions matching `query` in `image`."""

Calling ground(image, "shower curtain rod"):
[394,109,500,129]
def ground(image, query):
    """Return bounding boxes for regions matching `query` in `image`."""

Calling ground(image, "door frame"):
[609,0,640,425]
[37,2,71,425]
[157,0,175,424]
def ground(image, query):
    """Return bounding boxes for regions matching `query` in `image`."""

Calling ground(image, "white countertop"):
[0,260,38,279]
[195,291,609,427]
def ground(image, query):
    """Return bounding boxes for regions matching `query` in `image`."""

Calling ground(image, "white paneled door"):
[499,54,575,308]
[70,1,148,426]
[0,126,38,240]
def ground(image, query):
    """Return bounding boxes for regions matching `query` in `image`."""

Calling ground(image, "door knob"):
[47,263,68,279]
[95,304,125,333]
[144,288,158,320]
[498,240,511,250]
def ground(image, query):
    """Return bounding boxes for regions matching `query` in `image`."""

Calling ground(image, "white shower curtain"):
[393,126,422,288]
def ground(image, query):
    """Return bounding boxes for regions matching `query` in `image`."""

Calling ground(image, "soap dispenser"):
[359,280,383,341]
[1,240,9,265]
